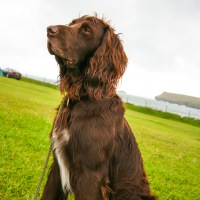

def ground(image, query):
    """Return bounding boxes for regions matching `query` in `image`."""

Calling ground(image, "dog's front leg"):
[41,159,67,200]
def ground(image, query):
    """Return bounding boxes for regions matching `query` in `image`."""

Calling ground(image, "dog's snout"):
[47,26,58,36]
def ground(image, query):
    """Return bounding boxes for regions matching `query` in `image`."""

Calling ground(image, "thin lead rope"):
[32,142,52,200]
[32,98,68,200]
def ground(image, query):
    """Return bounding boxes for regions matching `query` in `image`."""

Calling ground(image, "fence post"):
[188,110,191,118]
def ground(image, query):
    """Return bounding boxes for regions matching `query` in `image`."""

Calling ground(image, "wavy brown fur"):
[84,26,127,101]
[42,15,155,200]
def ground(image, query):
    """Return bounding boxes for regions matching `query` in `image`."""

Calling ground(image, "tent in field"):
[0,68,3,76]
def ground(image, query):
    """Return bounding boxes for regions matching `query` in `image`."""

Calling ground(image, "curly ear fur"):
[84,26,128,101]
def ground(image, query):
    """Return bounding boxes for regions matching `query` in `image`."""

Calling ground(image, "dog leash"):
[32,98,68,200]
[32,142,53,200]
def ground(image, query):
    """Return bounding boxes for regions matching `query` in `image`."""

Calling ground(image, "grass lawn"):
[0,76,199,199]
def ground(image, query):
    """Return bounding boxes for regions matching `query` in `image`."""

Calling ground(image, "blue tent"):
[0,68,3,76]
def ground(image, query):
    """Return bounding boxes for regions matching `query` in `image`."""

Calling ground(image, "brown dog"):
[41,15,155,200]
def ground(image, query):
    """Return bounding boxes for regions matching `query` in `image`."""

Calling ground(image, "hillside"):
[155,92,200,109]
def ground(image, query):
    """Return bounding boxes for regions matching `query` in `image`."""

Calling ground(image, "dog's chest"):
[52,129,72,193]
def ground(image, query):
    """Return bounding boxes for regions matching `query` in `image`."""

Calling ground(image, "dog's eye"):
[83,27,91,33]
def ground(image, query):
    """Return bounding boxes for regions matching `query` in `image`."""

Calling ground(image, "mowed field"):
[0,76,199,200]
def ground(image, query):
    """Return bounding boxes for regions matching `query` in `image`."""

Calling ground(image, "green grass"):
[125,103,200,127]
[0,76,200,199]
[21,77,59,90]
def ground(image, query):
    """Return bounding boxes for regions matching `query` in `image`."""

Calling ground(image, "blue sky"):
[0,0,200,98]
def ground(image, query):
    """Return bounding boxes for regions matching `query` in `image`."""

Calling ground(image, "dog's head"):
[47,15,128,101]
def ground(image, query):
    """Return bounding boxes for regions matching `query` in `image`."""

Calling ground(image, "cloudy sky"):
[1,0,200,99]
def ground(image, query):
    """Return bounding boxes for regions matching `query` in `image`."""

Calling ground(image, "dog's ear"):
[85,26,128,101]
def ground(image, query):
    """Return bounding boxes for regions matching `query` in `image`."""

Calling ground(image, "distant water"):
[118,92,200,120]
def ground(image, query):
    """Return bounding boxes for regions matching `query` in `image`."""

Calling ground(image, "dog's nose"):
[47,26,58,35]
